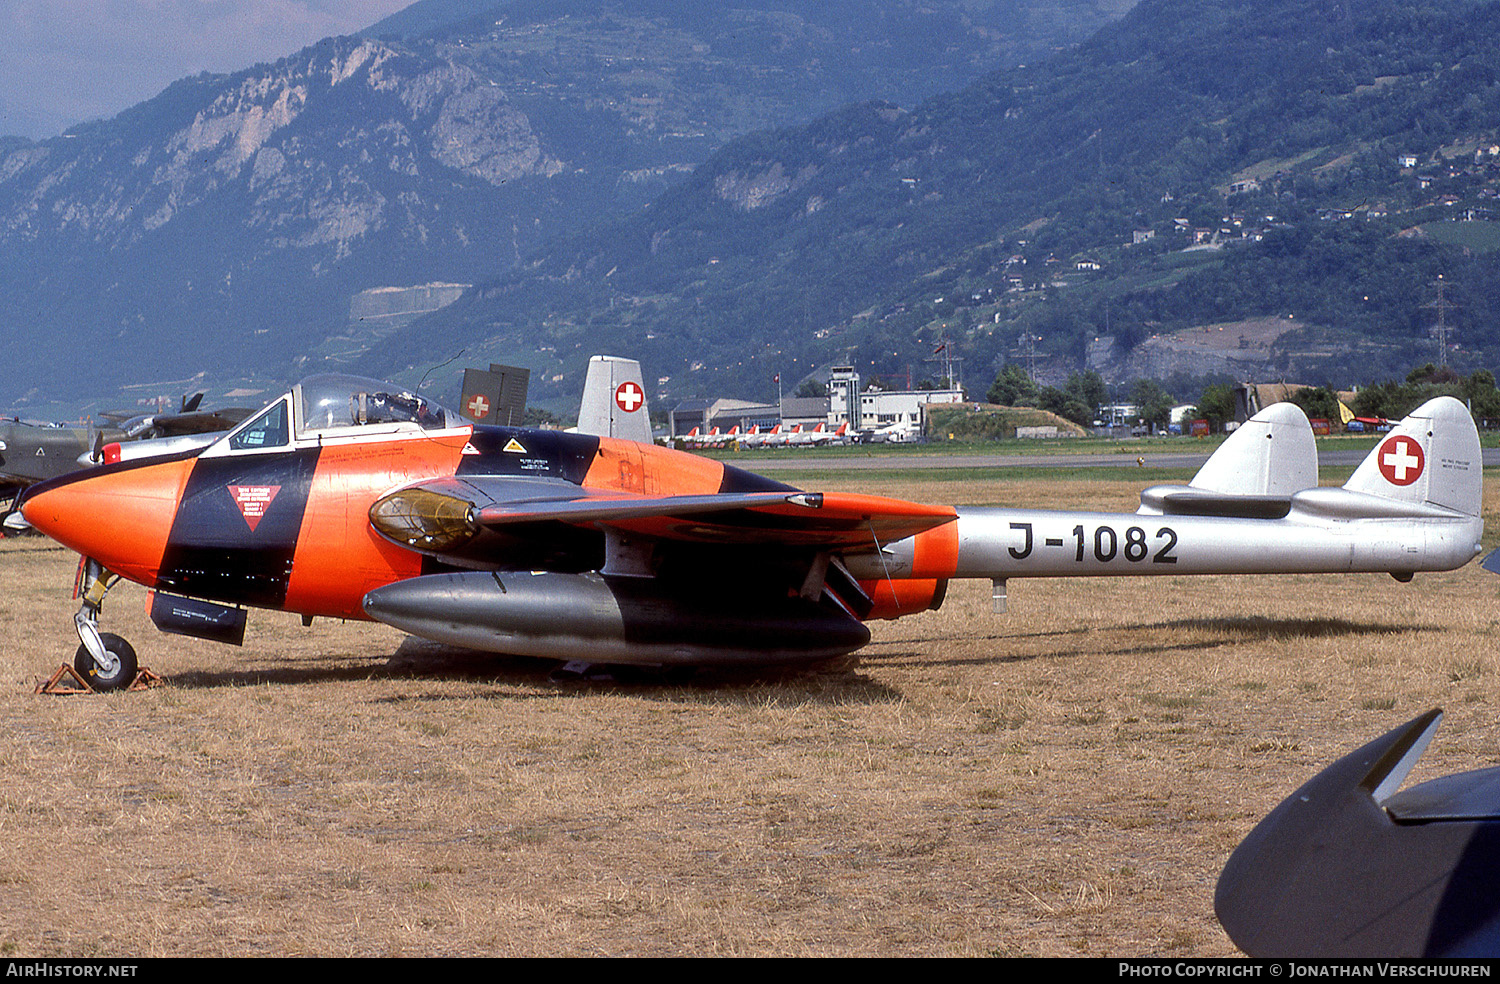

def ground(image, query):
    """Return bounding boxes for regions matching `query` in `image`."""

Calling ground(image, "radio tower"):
[926,329,963,393]
[1427,275,1456,368]
[1013,331,1041,380]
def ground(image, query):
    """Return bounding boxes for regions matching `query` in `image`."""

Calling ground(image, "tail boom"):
[868,504,1481,579]
[845,395,1484,584]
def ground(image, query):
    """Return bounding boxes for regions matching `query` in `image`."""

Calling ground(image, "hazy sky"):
[0,1,416,139]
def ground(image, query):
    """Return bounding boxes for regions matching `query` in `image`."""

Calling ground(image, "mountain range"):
[367,0,1500,408]
[0,0,1131,412]
[7,0,1500,417]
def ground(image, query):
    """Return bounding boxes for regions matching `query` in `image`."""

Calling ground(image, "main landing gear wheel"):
[75,633,138,691]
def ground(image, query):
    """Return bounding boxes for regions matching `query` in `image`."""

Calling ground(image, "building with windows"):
[827,366,963,436]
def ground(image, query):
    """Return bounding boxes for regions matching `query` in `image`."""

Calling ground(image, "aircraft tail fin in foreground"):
[1341,396,1482,517]
[576,355,652,444]
[1216,708,1500,957]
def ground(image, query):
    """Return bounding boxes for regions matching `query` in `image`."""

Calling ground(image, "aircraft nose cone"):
[21,459,193,584]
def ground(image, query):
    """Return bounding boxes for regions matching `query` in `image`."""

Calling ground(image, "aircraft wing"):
[369,475,956,554]
[124,408,254,439]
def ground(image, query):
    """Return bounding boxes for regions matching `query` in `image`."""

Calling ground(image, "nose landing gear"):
[70,558,142,692]
[74,632,139,691]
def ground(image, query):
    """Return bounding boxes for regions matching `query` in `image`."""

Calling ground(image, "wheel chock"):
[35,665,161,694]
[35,664,93,694]
[126,668,162,691]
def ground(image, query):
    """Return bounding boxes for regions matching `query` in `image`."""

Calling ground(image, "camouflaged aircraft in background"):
[1,394,252,527]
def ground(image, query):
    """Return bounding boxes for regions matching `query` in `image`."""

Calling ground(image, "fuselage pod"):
[362,570,870,666]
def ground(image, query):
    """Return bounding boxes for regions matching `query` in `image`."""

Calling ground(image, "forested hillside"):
[0,0,1129,408]
[371,0,1500,406]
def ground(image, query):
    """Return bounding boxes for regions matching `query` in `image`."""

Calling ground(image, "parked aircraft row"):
[678,421,852,449]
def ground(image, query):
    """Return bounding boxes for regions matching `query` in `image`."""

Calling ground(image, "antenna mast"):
[1426,275,1456,367]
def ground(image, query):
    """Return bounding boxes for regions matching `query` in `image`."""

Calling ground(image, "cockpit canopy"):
[295,374,454,435]
[221,374,461,454]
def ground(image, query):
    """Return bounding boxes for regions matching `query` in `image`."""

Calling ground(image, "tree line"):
[984,363,1500,433]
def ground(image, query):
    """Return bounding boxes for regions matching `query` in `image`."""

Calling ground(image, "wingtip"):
[1359,707,1443,803]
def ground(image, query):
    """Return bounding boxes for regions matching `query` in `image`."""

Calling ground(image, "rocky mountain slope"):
[367,0,1500,406]
[0,0,1132,407]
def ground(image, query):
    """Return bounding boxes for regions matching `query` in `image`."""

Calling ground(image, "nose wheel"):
[72,559,140,692]
[75,633,139,690]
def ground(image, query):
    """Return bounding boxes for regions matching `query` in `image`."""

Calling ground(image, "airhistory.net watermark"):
[5,964,137,978]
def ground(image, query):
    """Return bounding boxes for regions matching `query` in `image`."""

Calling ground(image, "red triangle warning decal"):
[228,485,281,531]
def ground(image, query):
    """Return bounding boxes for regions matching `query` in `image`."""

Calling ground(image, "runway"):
[736,447,1500,472]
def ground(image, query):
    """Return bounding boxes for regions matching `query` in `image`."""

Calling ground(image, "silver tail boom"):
[845,396,1483,583]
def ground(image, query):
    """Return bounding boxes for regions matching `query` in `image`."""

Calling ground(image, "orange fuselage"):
[23,426,874,620]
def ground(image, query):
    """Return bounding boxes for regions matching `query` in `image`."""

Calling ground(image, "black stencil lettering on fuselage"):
[156,449,321,609]
[456,427,597,483]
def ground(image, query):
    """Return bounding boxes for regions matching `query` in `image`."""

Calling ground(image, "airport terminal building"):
[668,366,963,440]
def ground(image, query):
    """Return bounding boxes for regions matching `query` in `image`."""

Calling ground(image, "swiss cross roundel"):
[465,394,490,420]
[1377,434,1424,486]
[614,381,644,413]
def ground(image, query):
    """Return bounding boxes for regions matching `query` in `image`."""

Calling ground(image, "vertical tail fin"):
[576,355,652,444]
[1190,402,1318,496]
[1138,402,1317,516]
[1342,397,1480,516]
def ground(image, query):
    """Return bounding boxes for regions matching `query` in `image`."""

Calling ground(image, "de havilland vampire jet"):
[16,357,1486,690]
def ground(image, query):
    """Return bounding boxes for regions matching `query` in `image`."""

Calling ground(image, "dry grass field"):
[1,468,1499,957]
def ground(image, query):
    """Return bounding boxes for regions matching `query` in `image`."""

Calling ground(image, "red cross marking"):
[1377,435,1424,486]
[465,394,490,420]
[615,381,643,413]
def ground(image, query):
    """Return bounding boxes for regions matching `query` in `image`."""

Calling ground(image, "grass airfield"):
[1,466,1498,957]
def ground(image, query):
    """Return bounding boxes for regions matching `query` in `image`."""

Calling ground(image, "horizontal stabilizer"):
[1385,764,1500,823]
[1136,487,1291,519]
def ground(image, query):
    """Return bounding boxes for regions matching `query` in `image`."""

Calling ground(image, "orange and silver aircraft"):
[791,421,849,446]
[680,425,739,449]
[735,424,776,449]
[18,357,1486,689]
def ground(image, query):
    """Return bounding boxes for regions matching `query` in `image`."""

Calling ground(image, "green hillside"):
[367,0,1500,407]
[0,1,1129,406]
